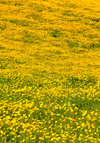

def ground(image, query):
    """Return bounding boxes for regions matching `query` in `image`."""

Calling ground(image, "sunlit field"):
[0,0,100,142]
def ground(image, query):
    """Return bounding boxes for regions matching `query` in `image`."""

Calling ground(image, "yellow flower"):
[78,136,82,140]
[57,114,60,116]
[77,126,81,129]
[31,137,36,140]
[39,137,44,140]
[75,106,78,110]
[91,111,94,115]
[80,134,83,137]
[81,123,85,127]
[89,130,91,132]
[45,136,50,139]
[85,129,88,132]
[51,137,56,141]
[68,102,71,106]
[82,110,87,116]
[56,137,60,141]
[0,130,3,135]
[69,107,73,112]
[86,114,91,120]
[91,124,95,128]
[98,139,100,142]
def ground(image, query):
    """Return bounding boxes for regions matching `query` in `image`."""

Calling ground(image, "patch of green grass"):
[23,32,41,44]
[89,43,100,49]
[68,18,81,22]
[0,75,35,101]
[10,19,29,27]
[66,12,82,18]
[14,3,23,6]
[82,43,100,50]
[0,61,8,69]
[1,18,7,21]
[0,26,6,30]
[50,29,62,38]
[15,59,26,64]
[54,50,62,55]
[62,76,97,89]
[92,18,100,22]
[0,44,5,49]
[62,10,72,15]
[68,3,78,8]
[67,40,79,48]
[0,2,7,4]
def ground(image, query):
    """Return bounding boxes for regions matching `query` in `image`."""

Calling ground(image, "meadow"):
[0,0,100,142]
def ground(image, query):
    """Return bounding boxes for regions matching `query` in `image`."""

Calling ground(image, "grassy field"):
[0,0,100,142]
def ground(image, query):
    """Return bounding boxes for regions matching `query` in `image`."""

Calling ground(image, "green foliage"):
[50,30,61,38]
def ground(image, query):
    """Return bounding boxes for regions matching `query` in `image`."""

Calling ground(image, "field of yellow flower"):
[0,0,100,142]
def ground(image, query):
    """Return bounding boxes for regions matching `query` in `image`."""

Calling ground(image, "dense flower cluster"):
[0,0,100,142]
